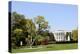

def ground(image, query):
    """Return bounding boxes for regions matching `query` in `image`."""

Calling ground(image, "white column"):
[20,41,23,46]
[67,35,70,41]
[59,33,61,41]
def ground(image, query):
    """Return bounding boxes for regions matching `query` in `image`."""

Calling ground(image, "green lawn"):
[12,43,78,53]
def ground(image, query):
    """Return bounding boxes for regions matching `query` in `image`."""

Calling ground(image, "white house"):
[53,30,71,42]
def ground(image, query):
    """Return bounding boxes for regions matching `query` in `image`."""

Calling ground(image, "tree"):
[11,12,26,48]
[34,16,48,34]
[24,19,36,48]
[11,12,36,48]
[14,28,23,46]
[33,16,50,46]
[72,29,78,41]
[48,32,55,41]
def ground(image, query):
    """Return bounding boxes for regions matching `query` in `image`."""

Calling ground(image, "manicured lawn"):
[12,43,78,53]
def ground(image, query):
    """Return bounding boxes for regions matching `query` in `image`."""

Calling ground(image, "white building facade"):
[53,30,71,42]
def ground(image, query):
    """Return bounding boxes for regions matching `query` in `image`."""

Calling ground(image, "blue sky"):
[11,1,78,32]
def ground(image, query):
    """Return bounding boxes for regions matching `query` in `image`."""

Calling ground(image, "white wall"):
[54,31,66,41]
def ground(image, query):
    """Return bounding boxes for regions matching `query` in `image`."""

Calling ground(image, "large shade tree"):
[33,16,50,45]
[34,16,49,34]
[11,12,36,48]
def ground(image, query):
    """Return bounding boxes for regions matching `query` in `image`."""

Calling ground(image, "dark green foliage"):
[11,12,36,48]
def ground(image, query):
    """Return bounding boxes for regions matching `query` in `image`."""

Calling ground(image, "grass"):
[12,43,78,53]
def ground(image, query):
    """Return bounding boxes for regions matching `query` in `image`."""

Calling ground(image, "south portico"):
[53,30,71,42]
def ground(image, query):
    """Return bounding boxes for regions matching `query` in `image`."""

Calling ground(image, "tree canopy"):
[72,29,78,41]
[11,12,50,48]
